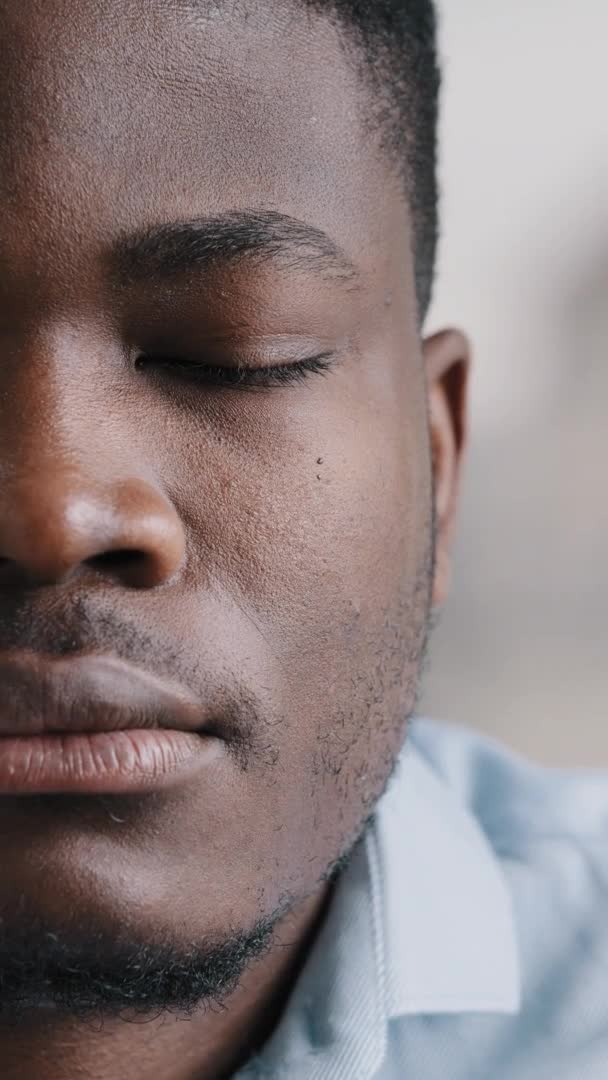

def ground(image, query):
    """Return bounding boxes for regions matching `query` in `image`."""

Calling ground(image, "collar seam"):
[364,825,389,1071]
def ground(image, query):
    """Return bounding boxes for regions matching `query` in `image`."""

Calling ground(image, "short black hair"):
[303,0,440,320]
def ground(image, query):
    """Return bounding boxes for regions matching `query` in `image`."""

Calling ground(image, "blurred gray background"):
[420,1,607,765]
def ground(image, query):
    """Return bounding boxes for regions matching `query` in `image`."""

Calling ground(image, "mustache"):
[0,592,162,666]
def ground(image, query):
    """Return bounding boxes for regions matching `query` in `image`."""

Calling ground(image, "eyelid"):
[214,334,339,367]
[135,350,339,390]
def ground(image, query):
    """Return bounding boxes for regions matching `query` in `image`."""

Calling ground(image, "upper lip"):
[0,650,208,737]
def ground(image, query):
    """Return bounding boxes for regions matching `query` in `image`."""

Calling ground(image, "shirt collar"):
[378,734,521,1018]
[238,730,521,1077]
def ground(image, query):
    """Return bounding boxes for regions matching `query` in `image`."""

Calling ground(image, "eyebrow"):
[111,209,360,288]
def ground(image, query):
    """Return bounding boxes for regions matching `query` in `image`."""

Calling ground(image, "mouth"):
[0,651,222,795]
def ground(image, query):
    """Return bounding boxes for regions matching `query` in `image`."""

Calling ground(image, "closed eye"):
[134,351,337,391]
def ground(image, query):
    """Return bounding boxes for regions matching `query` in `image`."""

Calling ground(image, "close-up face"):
[0,0,465,1020]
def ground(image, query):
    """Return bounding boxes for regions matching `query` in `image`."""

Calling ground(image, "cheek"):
[157,379,433,899]
[172,372,431,677]
[252,390,430,655]
[195,383,428,734]
[238,394,432,878]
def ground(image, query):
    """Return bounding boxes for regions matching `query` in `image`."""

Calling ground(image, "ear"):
[423,328,470,608]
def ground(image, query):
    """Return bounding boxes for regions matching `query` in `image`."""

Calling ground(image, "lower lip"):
[0,729,221,795]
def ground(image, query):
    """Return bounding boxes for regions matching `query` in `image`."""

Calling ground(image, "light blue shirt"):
[237,717,608,1079]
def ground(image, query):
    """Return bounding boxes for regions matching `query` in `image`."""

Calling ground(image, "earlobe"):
[423,329,470,608]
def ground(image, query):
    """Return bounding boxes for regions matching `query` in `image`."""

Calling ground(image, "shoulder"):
[407,716,608,852]
[406,717,608,969]
[400,719,608,1073]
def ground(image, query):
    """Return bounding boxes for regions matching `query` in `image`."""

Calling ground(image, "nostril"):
[87,550,144,570]
[85,548,164,588]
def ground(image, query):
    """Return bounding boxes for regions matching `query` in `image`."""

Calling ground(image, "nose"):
[0,465,188,588]
[0,326,187,590]
[0,473,186,589]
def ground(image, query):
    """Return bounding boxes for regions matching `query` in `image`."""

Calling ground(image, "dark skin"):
[0,1,469,1077]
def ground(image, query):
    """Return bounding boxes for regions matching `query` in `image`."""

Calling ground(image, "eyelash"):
[135,352,337,390]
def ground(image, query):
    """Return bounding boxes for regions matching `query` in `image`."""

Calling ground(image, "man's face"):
[0,0,464,1014]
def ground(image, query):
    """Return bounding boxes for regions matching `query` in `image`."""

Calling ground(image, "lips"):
[0,651,222,794]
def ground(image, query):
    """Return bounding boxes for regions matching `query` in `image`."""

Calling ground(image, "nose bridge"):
[0,321,125,491]
[0,327,186,589]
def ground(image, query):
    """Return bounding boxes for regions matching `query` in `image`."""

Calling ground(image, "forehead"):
[0,0,411,289]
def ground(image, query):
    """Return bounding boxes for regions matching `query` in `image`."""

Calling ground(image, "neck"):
[0,885,331,1080]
